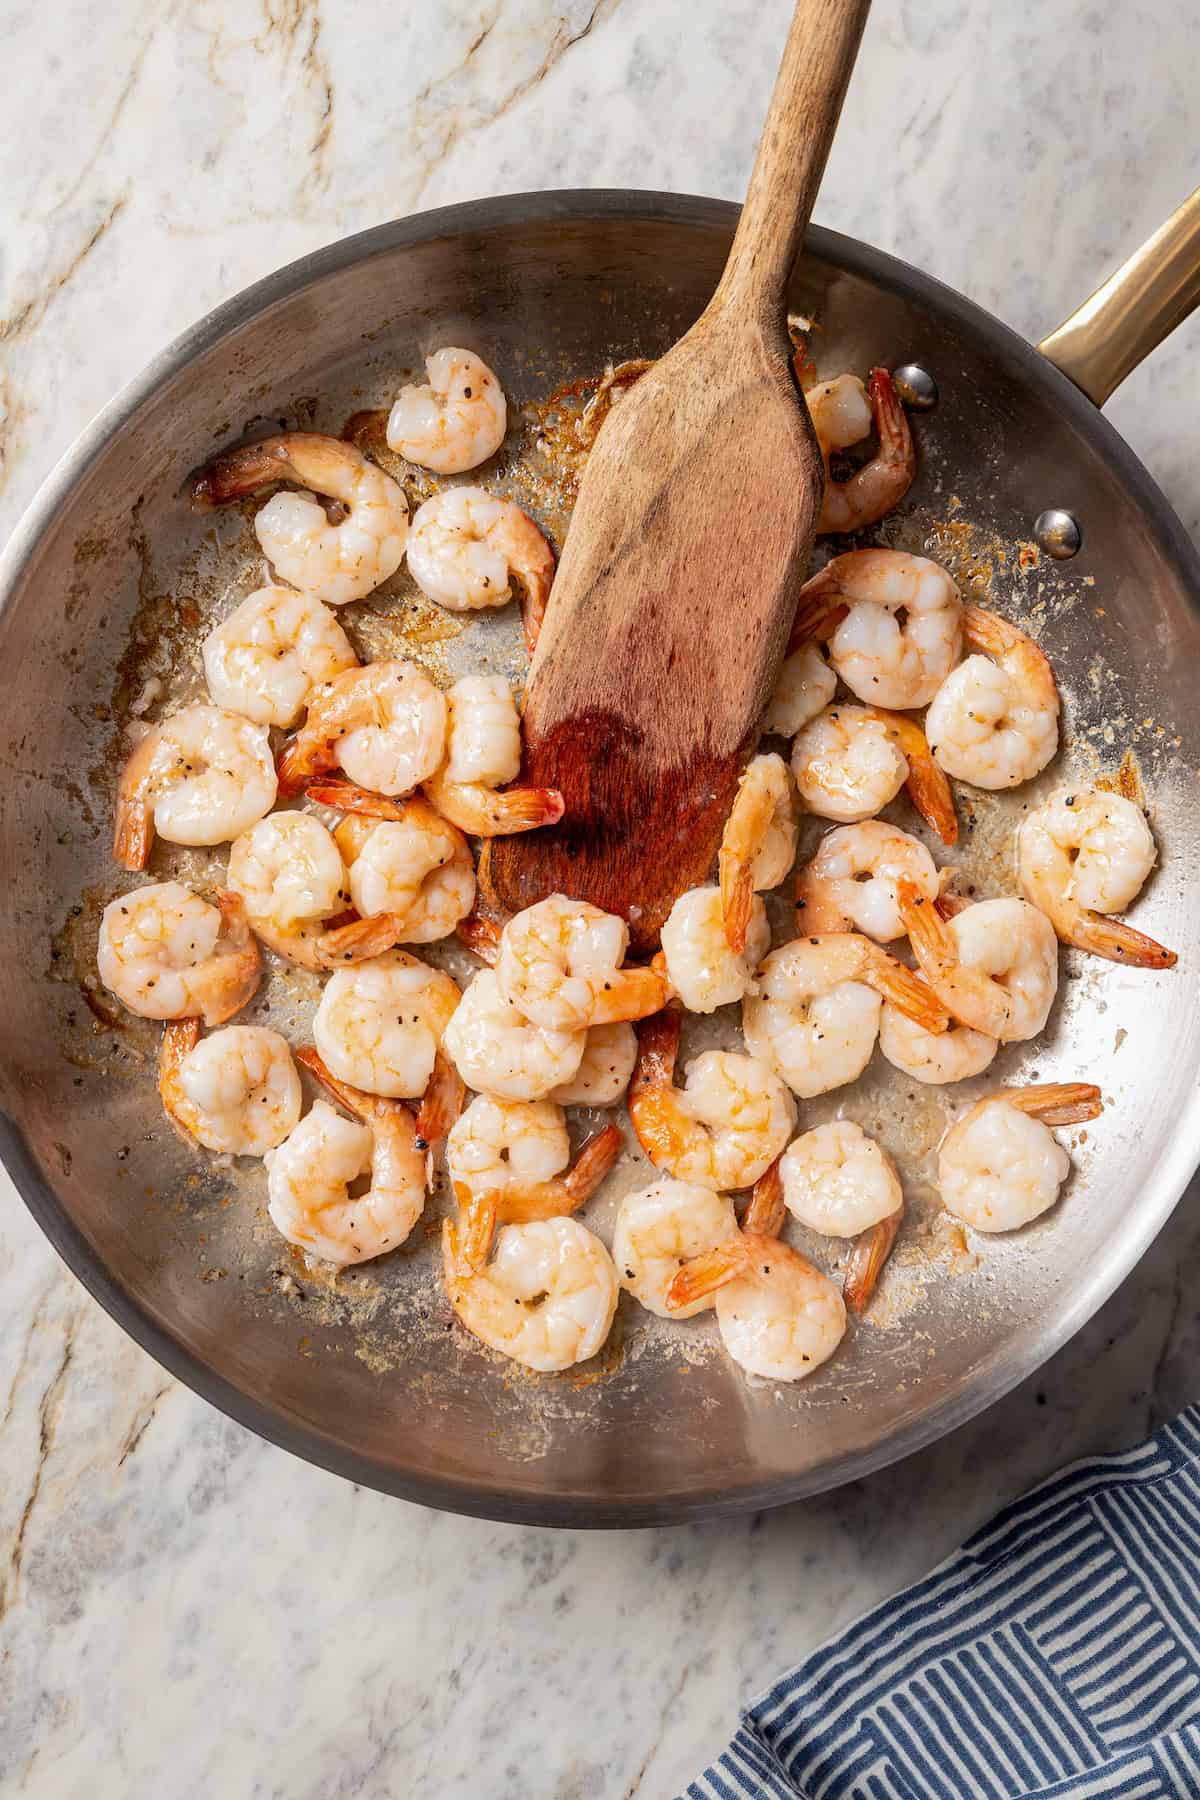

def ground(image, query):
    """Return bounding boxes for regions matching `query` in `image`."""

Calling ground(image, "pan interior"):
[2,197,1198,1524]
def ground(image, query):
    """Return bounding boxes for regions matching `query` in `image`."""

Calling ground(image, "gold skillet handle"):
[1037,186,1200,406]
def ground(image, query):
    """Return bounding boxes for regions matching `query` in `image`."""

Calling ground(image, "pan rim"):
[2,188,1198,1528]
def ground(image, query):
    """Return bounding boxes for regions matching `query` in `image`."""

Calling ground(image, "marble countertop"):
[3,2,1199,1794]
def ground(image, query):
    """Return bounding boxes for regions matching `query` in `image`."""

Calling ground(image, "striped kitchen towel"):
[682,1407,1200,1800]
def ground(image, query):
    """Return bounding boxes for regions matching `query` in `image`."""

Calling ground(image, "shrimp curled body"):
[387,349,507,474]
[114,704,277,869]
[193,433,409,606]
[1018,788,1175,968]
[202,586,357,727]
[98,884,261,1025]
[629,1009,795,1191]
[443,1214,618,1372]
[159,1021,300,1154]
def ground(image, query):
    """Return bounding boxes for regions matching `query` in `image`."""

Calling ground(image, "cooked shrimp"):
[113,704,277,869]
[421,675,563,836]
[842,1204,906,1316]
[201,586,358,728]
[443,1213,618,1372]
[790,703,907,825]
[447,1094,567,1195]
[316,798,474,962]
[276,660,446,798]
[743,934,947,1099]
[719,753,798,951]
[938,1082,1103,1232]
[878,1001,998,1086]
[97,883,260,1025]
[797,550,962,709]
[667,1230,846,1382]
[496,896,667,1033]
[660,885,770,1015]
[266,1050,429,1264]
[780,1119,902,1236]
[549,1022,637,1106]
[926,606,1059,789]
[761,641,836,737]
[899,886,1059,1042]
[442,967,585,1101]
[795,821,939,942]
[806,367,915,535]
[613,1180,739,1318]
[192,433,408,605]
[387,348,507,474]
[447,1094,621,1224]
[628,1008,795,1190]
[312,948,460,1098]
[158,1020,300,1154]
[789,692,957,846]
[452,916,636,1103]
[1018,788,1176,968]
[407,487,555,654]
[227,810,350,969]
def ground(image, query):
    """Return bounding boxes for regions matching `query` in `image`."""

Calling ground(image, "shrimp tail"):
[113,796,154,872]
[563,1123,625,1203]
[306,778,408,820]
[961,604,1023,658]
[665,1241,751,1312]
[596,965,670,1027]
[963,604,1060,711]
[867,366,913,480]
[871,708,957,846]
[843,1203,904,1314]
[1001,1082,1104,1126]
[415,1049,466,1147]
[201,892,262,1025]
[275,732,326,798]
[897,879,953,974]
[719,849,755,956]
[316,913,401,967]
[502,1122,626,1225]
[742,1155,786,1237]
[627,1007,684,1170]
[521,585,547,657]
[905,753,958,847]
[456,909,504,966]
[158,1017,201,1142]
[190,435,299,507]
[867,946,950,1035]
[295,1043,360,1111]
[485,786,566,834]
[786,587,849,655]
[452,1189,500,1271]
[1066,912,1178,970]
[630,1007,682,1099]
[426,774,565,837]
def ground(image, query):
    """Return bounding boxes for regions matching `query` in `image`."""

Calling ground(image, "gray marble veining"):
[2,3,1199,1794]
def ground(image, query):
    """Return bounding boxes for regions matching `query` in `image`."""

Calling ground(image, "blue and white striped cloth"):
[682,1408,1200,1800]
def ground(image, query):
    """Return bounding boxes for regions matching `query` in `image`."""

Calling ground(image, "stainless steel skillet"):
[1,189,1199,1527]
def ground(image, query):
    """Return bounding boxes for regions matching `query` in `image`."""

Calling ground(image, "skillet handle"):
[1037,186,1200,406]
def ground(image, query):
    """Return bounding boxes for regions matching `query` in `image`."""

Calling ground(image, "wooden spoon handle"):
[717,0,870,317]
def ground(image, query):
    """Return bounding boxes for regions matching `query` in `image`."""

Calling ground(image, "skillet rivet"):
[891,363,938,409]
[1033,508,1082,560]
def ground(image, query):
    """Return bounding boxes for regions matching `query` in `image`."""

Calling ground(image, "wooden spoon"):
[483,0,870,952]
